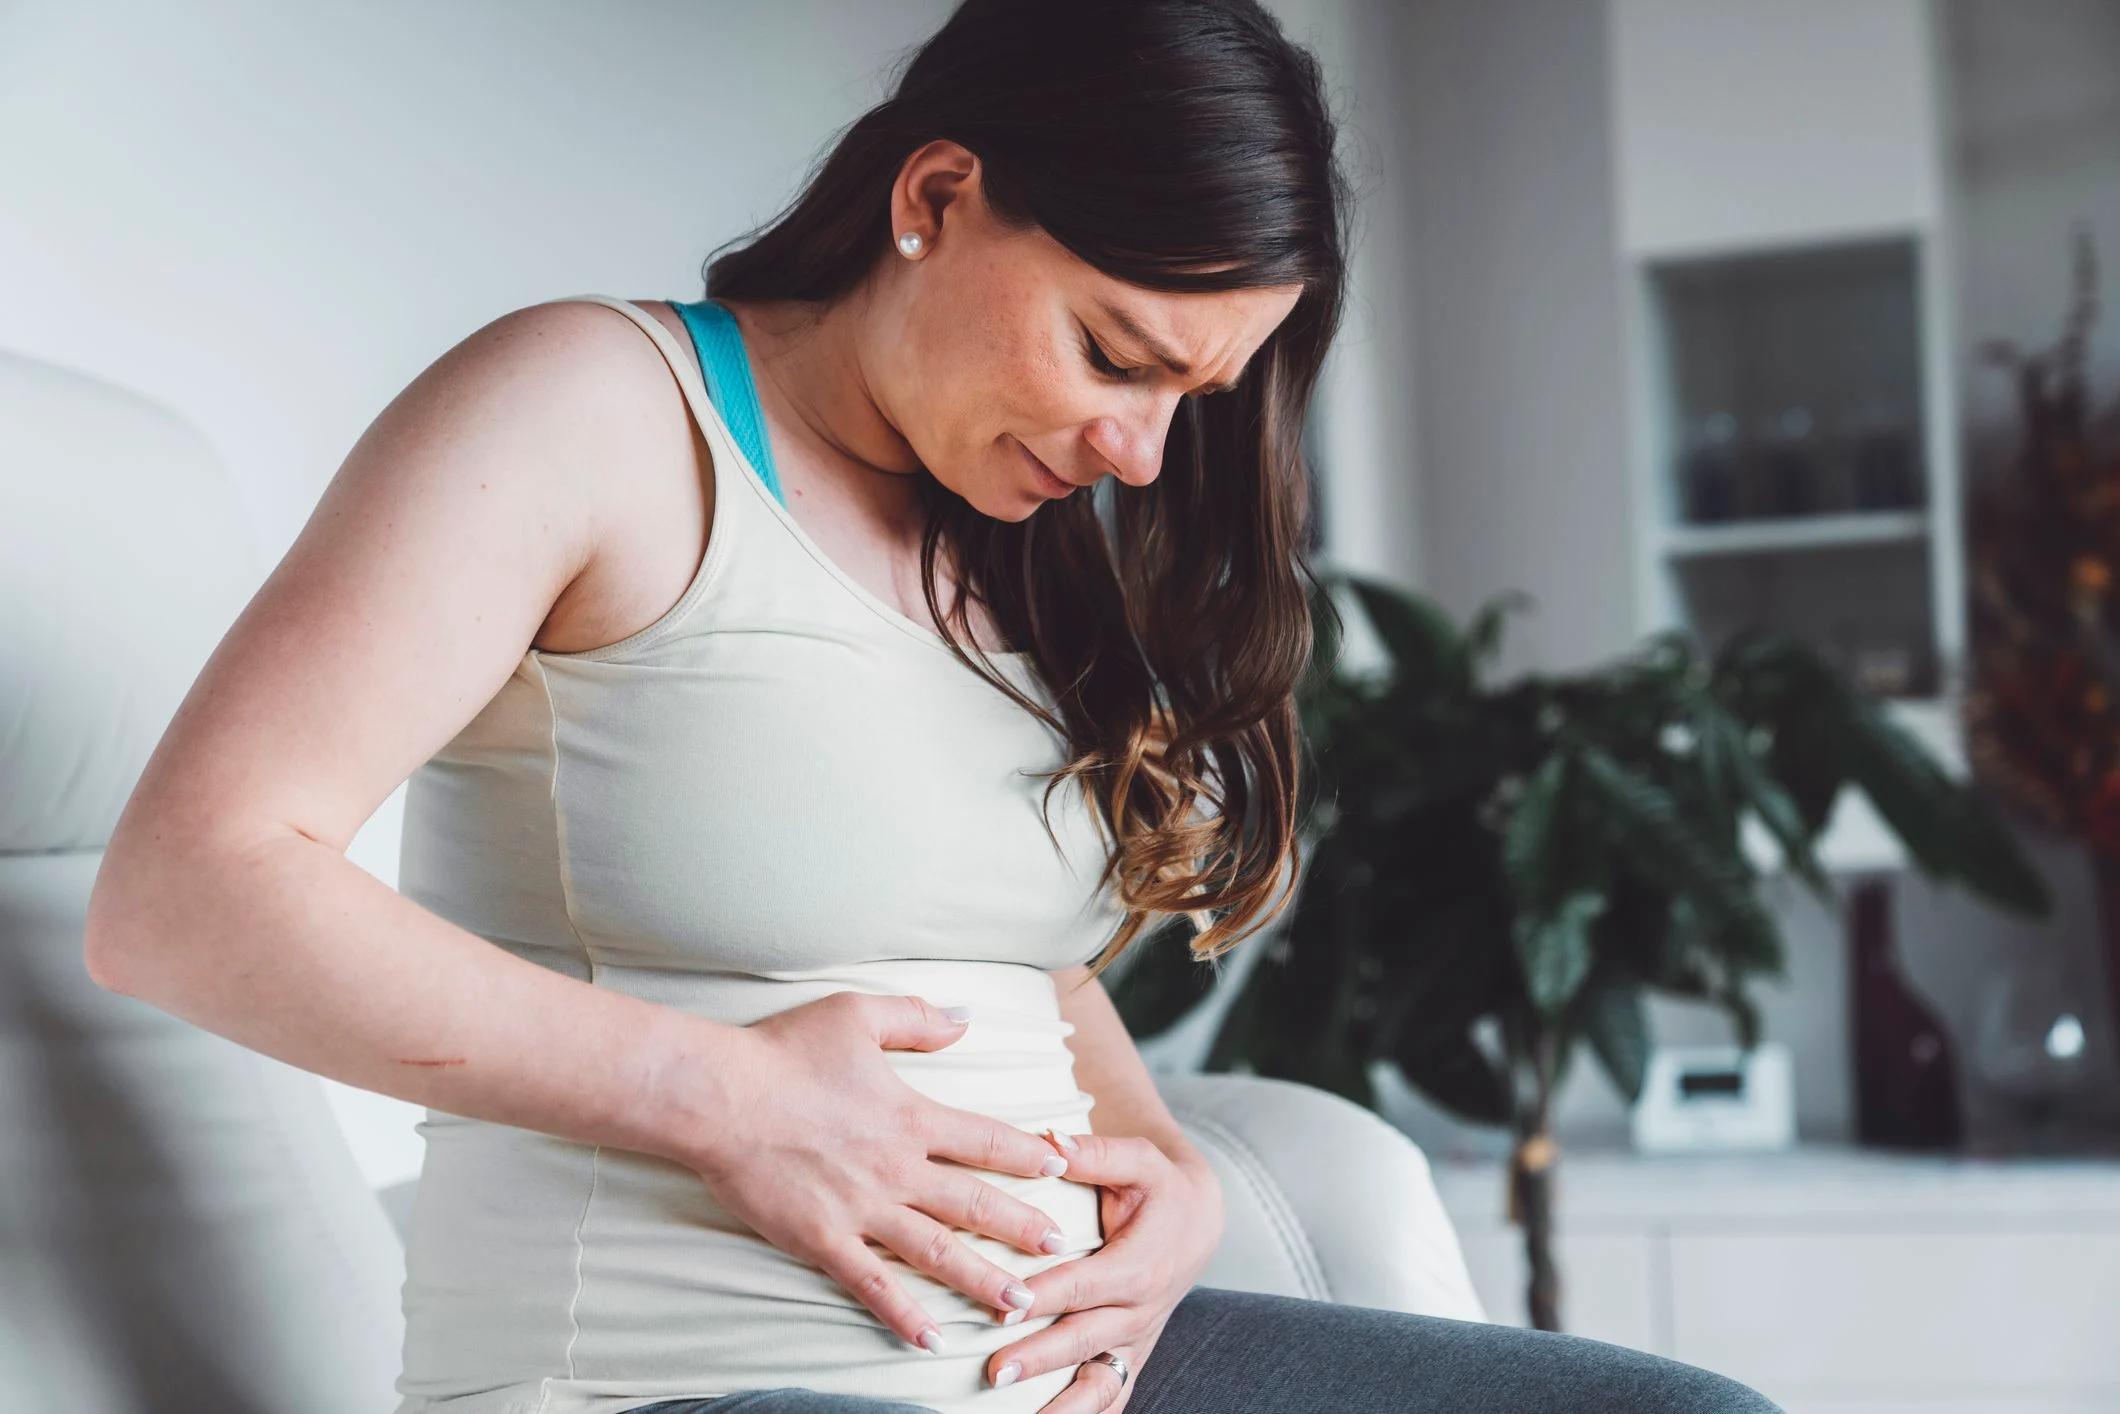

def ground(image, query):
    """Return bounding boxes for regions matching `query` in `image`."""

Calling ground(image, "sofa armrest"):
[1153,1072,1489,1322]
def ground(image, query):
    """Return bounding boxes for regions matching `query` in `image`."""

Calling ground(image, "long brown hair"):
[700,0,1354,979]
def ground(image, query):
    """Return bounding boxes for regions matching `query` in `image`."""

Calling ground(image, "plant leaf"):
[1201,827,1374,1107]
[1396,1024,1513,1124]
[1700,698,1836,904]
[1465,589,1536,666]
[1690,698,1739,846]
[1502,751,1572,913]
[1720,629,1847,834]
[1837,696,2052,917]
[1514,890,1603,1015]
[1721,984,1763,1051]
[1574,744,1784,973]
[1105,916,1222,1039]
[1576,974,1650,1103]
[1202,942,1271,1073]
[1768,701,1846,837]
[1345,574,1471,696]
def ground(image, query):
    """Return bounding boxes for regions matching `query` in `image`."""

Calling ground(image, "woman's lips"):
[1014,437,1077,497]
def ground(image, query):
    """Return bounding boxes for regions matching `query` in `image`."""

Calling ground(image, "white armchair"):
[0,351,1487,1412]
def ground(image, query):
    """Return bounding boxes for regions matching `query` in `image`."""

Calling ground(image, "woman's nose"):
[1089,404,1176,488]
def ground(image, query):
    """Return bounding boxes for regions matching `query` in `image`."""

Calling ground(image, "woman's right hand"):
[676,990,1074,1354]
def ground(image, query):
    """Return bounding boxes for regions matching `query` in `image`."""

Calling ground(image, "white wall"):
[1355,0,1649,1155]
[3,0,956,1185]
[1272,0,1431,586]
[1944,0,2120,463]
[1392,0,1637,682]
[4,0,1430,1186]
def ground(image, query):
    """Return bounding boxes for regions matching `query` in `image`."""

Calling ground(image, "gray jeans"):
[626,1284,1784,1413]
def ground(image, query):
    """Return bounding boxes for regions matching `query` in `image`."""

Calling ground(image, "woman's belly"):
[396,959,1109,1414]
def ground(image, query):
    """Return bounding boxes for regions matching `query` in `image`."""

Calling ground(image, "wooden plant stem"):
[1506,1022,1565,1331]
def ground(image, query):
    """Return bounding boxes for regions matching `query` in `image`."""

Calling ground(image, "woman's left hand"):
[983,1130,1225,1413]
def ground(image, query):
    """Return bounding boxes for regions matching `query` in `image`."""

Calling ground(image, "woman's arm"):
[1051,964,1224,1224]
[83,300,740,1167]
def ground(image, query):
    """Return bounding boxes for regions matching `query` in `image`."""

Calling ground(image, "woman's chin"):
[957,473,1047,522]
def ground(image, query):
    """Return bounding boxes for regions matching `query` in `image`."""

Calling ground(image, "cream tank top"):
[392,294,1127,1414]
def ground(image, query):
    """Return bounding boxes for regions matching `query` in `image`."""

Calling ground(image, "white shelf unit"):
[1662,509,1932,562]
[1432,1144,2120,1413]
[1610,0,1971,875]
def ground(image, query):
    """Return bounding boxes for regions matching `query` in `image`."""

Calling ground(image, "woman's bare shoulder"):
[89,297,706,865]
[504,297,718,658]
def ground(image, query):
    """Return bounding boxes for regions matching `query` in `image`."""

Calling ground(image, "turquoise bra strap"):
[670,298,785,507]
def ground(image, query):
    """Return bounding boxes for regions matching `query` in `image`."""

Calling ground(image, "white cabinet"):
[1431,1145,2120,1413]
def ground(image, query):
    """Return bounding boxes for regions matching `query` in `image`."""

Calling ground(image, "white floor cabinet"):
[1431,1145,2120,1412]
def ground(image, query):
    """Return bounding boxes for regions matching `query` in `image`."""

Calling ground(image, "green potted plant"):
[1110,571,2052,1331]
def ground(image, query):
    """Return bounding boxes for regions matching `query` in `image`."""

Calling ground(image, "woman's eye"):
[1081,329,1220,401]
[1083,334,1141,383]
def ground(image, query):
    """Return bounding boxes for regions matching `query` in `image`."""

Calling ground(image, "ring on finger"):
[1085,1349,1130,1386]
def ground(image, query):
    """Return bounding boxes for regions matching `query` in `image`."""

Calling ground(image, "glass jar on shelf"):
[1746,405,1821,519]
[1967,934,2108,1155]
[1677,409,1742,523]
[1847,397,1923,511]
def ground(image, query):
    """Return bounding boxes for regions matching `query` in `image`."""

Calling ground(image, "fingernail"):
[1044,1126,1079,1152]
[1002,1282,1035,1309]
[942,1005,972,1023]
[993,1359,1022,1388]
[1002,1307,1027,1326]
[1040,1228,1065,1254]
[917,1327,944,1354]
[1039,1155,1068,1177]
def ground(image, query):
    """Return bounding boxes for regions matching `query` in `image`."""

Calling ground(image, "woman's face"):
[876,142,1305,520]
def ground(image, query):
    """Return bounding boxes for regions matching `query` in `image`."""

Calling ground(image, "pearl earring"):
[897,231,924,257]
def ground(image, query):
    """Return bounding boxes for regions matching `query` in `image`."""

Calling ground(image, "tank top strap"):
[671,299,786,508]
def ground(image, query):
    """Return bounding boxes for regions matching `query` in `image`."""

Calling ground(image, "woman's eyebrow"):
[1092,297,1242,395]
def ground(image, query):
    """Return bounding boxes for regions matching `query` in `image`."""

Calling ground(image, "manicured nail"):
[1002,1283,1035,1309]
[943,1005,972,1023]
[1044,1126,1079,1152]
[1040,1228,1065,1254]
[1039,1155,1068,1177]
[992,1359,1022,1388]
[917,1327,944,1354]
[1002,1307,1027,1326]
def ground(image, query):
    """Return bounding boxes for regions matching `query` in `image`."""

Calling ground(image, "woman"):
[85,1,1783,1411]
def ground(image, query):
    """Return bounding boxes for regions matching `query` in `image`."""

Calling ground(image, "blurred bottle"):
[1849,397,1923,511]
[1849,877,1964,1150]
[1679,410,1741,523]
[1750,405,1819,518]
